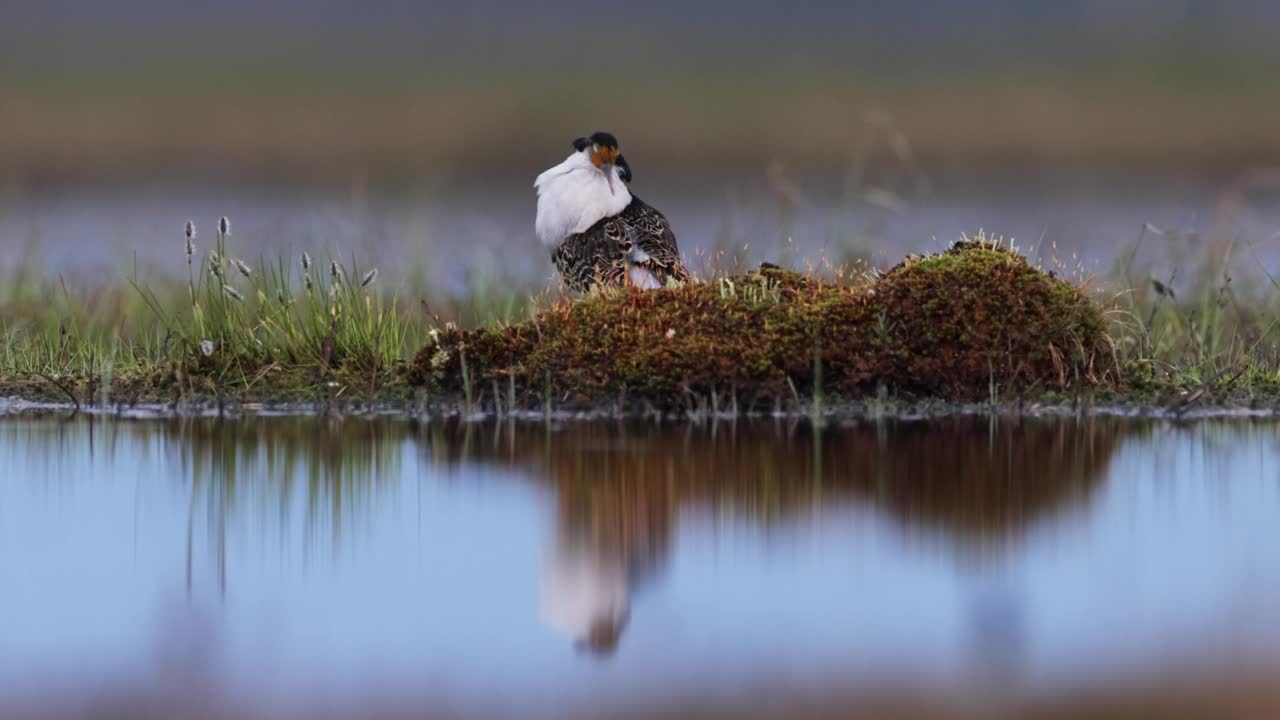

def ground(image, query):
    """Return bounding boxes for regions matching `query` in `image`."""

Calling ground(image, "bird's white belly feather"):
[628,265,661,289]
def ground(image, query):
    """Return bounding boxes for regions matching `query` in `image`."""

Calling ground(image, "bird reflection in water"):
[533,439,676,656]
[505,417,1124,656]
[539,533,631,656]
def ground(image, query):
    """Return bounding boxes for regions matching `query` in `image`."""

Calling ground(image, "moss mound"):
[411,239,1114,409]
[868,239,1113,395]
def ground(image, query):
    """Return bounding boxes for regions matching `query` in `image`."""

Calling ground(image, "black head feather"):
[572,132,620,152]
[589,131,619,149]
[616,154,632,182]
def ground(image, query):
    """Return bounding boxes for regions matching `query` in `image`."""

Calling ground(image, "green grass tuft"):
[2,224,1280,413]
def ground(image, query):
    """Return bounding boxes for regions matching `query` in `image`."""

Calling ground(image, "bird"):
[534,131,689,292]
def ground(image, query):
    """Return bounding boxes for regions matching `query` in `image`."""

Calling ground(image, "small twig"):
[243,363,280,393]
[508,372,516,416]
[320,335,335,377]
[459,347,473,417]
[1168,363,1248,417]
[30,372,80,412]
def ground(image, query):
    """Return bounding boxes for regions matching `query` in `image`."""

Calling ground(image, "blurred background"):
[4,0,1280,296]
[5,7,1280,717]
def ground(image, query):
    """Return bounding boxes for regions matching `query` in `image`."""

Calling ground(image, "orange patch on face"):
[590,145,620,168]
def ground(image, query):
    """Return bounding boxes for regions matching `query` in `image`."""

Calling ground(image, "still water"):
[1,414,1279,718]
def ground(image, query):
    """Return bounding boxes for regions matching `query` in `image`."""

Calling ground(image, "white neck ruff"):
[534,151,632,248]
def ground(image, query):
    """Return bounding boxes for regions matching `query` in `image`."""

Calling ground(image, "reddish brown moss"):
[411,240,1115,409]
[866,239,1112,396]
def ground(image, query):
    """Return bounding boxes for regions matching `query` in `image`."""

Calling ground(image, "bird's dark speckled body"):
[552,194,689,292]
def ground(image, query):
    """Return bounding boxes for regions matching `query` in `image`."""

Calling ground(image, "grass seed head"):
[361,268,379,288]
[233,258,253,278]
[208,251,224,280]
[222,284,244,302]
[218,216,231,237]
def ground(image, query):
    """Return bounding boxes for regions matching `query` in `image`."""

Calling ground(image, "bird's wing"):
[552,217,628,292]
[552,197,689,291]
[618,196,688,279]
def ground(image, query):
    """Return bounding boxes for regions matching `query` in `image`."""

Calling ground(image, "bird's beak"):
[604,165,616,194]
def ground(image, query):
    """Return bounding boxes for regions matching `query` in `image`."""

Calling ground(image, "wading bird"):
[535,132,689,291]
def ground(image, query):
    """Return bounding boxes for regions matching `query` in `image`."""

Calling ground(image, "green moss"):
[868,238,1113,396]
[411,237,1117,409]
[0,363,422,409]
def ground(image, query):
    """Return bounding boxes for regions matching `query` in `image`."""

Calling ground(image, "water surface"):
[1,415,1278,718]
